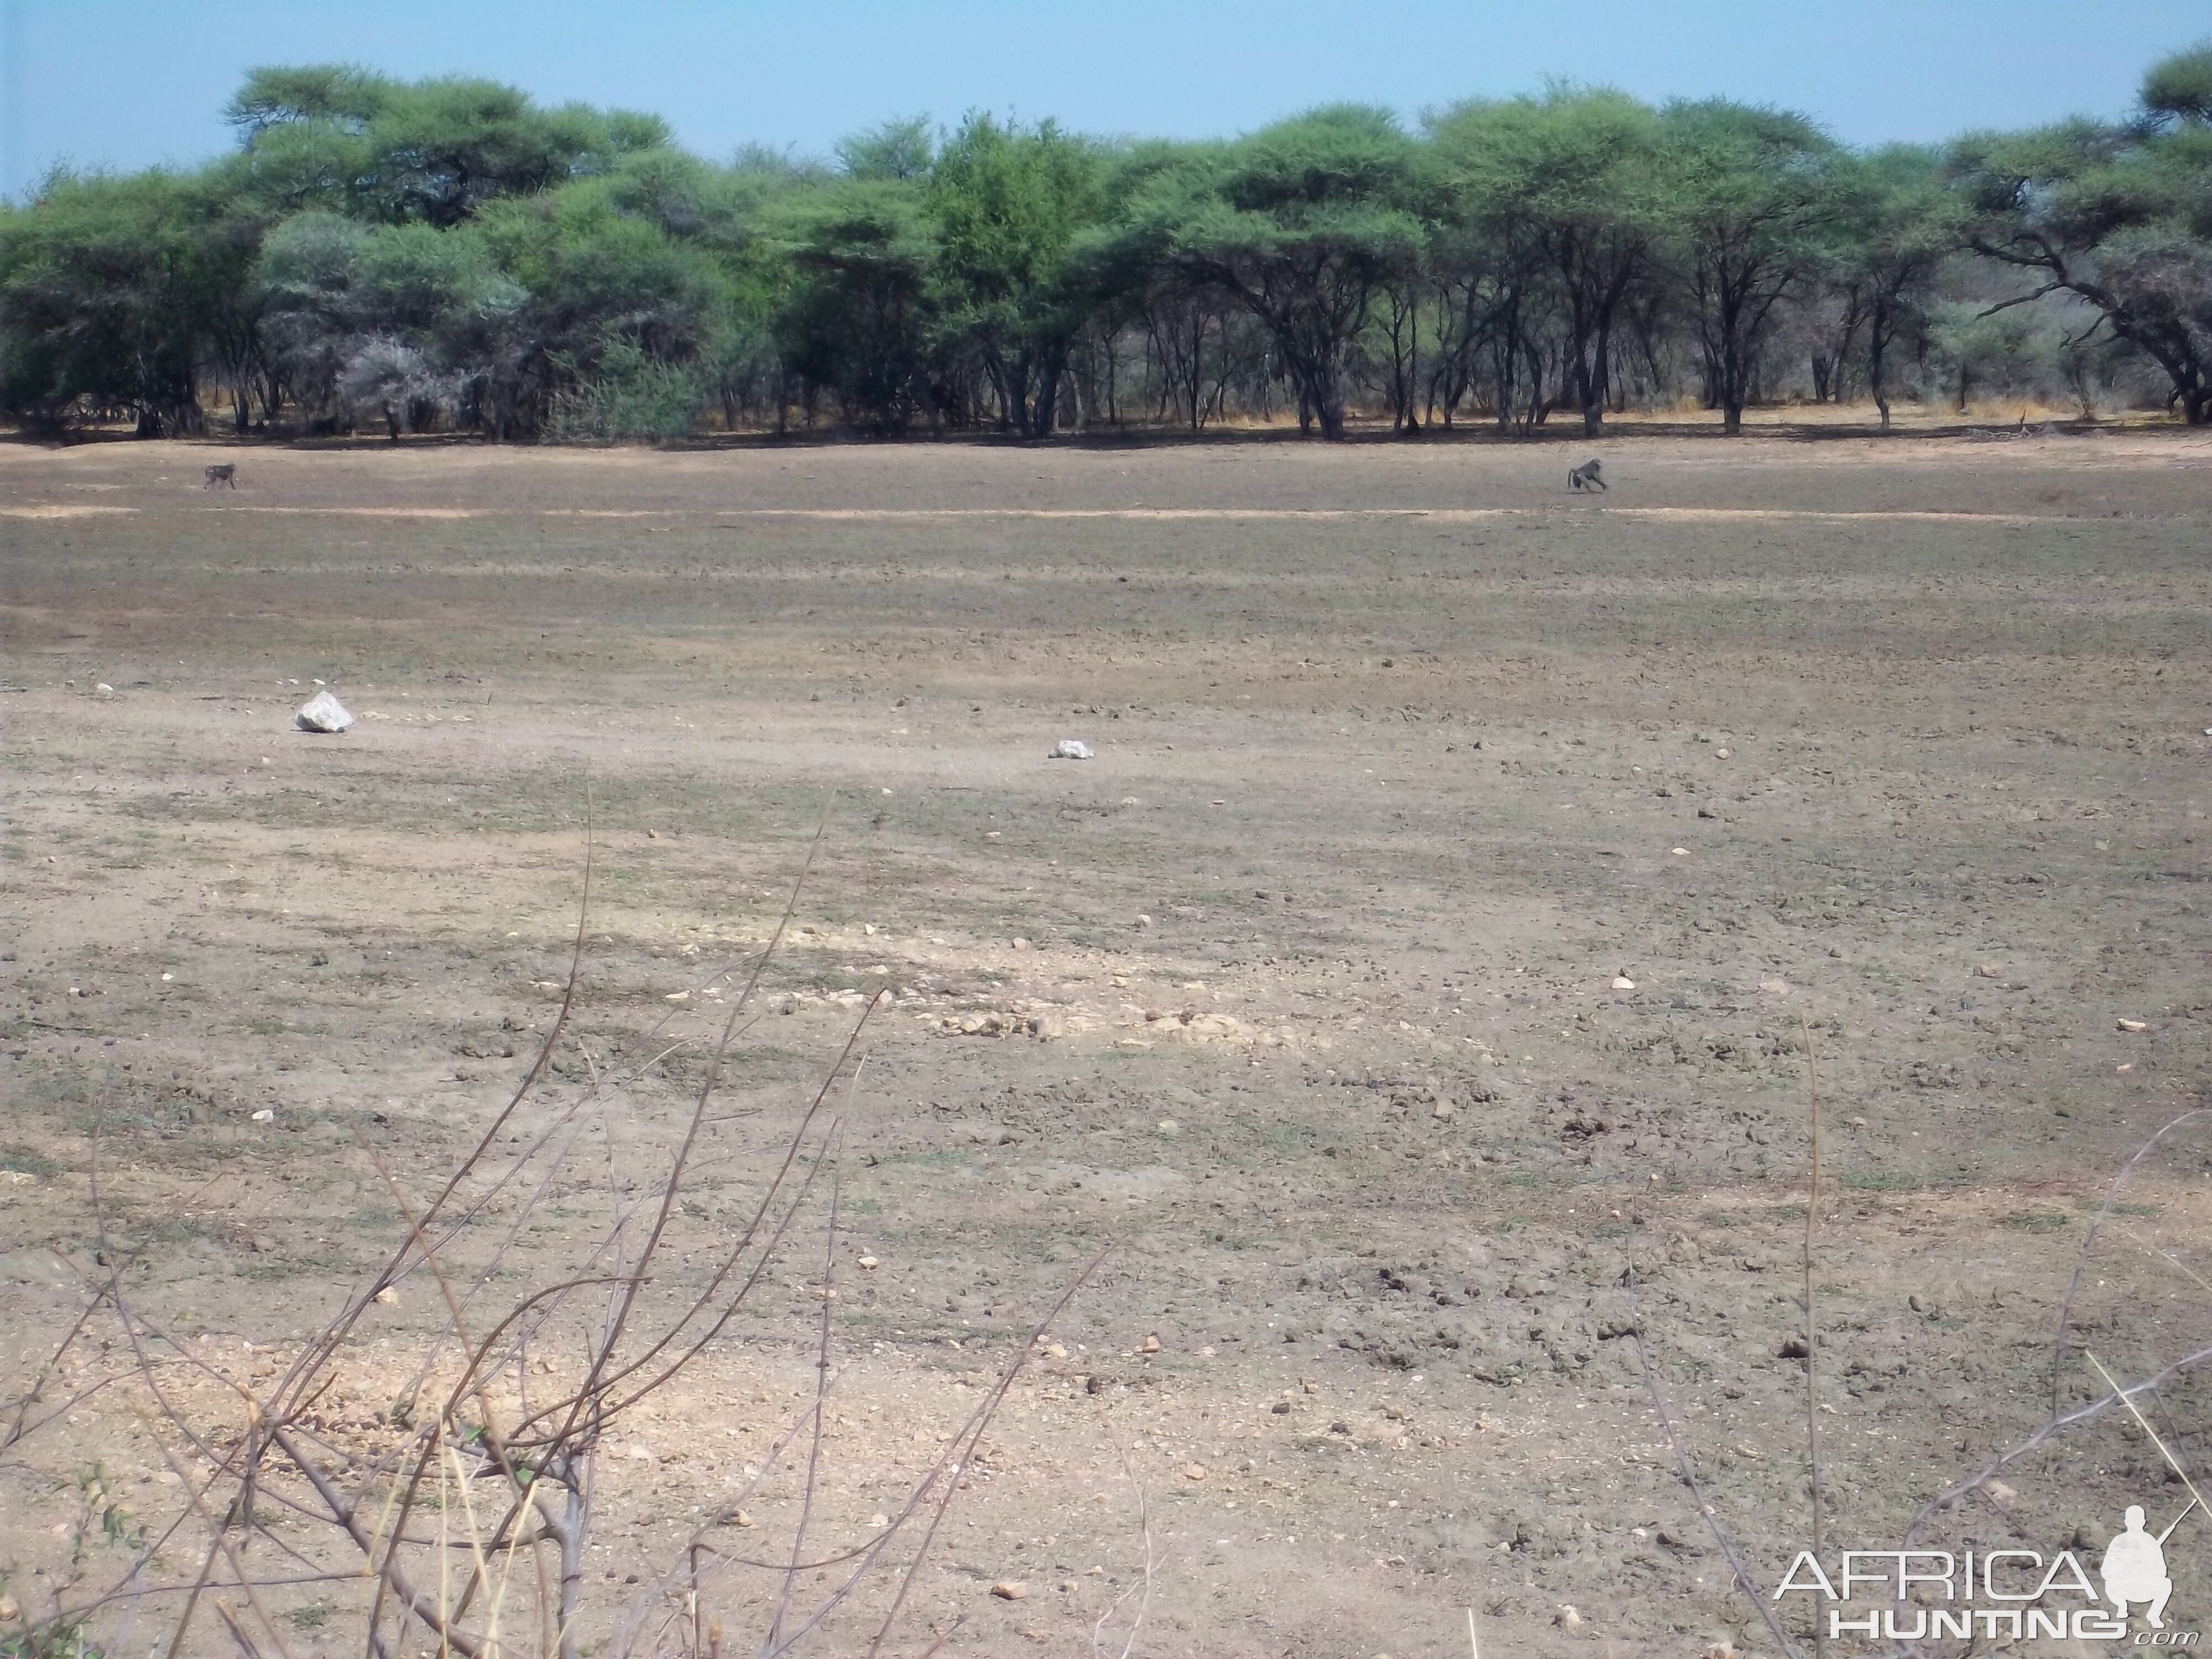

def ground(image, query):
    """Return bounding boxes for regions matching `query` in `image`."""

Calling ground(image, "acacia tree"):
[1829,144,1956,428]
[1949,45,2212,424]
[0,168,254,434]
[1658,100,1843,433]
[1135,106,1425,437]
[1433,88,1664,435]
[927,114,1107,436]
[763,181,939,431]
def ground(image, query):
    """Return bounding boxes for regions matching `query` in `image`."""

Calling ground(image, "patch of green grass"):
[2092,1199,2161,1218]
[284,1606,333,1632]
[1501,1172,1547,1189]
[2000,1208,2072,1233]
[1,1144,64,1177]
[134,1217,214,1248]
[886,1149,969,1168]
[1844,1172,1921,1191]
[1264,1124,1315,1151]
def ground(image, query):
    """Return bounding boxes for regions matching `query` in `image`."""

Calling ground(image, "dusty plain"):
[2,430,2210,1658]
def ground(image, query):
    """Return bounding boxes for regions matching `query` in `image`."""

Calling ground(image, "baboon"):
[202,464,237,489]
[1568,458,1606,492]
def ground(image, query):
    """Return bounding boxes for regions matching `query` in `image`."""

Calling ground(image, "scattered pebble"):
[1135,914,1153,928]
[1715,747,1730,759]
[1050,739,1094,760]
[1157,1119,1179,1134]
[1182,1463,1208,1481]
[1670,847,1689,857]
[1555,1606,1582,1630]
[1974,963,2001,978]
[373,1287,397,1306]
[1611,976,1636,991]
[857,1254,880,1270]
[1141,1333,1161,1353]
[2117,1018,2148,1032]
[990,1581,1029,1601]
[250,1108,274,1123]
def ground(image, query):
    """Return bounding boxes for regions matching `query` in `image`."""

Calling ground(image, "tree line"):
[2,47,2208,443]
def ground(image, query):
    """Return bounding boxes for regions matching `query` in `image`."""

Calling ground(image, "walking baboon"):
[202,464,237,489]
[1568,458,1606,492]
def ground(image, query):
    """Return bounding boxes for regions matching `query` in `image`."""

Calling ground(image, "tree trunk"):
[1868,303,1892,432]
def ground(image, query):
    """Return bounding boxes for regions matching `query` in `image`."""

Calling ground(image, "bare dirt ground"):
[3,430,2210,1659]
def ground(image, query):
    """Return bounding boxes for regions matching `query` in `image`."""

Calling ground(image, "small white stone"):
[1050,739,1094,760]
[1611,976,1637,990]
[295,690,353,733]
[1715,747,1730,759]
[1670,847,1690,856]
[250,1108,274,1123]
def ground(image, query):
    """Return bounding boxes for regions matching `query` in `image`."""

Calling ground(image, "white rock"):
[1051,739,1094,760]
[1611,976,1637,990]
[295,690,353,733]
[250,1108,274,1123]
[94,683,114,696]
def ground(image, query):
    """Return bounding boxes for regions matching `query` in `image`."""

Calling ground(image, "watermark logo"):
[1773,1497,2198,1643]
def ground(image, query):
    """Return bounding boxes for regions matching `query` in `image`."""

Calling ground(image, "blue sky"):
[3,1,2203,198]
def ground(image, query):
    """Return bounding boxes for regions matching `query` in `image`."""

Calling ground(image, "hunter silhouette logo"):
[2104,1499,2197,1629]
